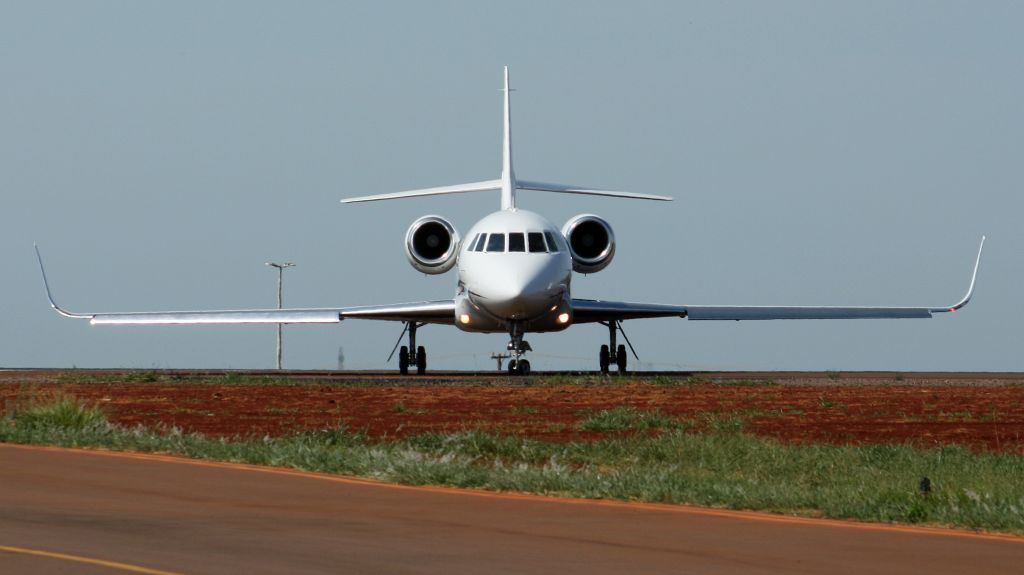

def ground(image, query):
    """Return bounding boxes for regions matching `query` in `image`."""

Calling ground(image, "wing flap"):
[91,309,343,325]
[684,306,932,321]
[571,299,686,323]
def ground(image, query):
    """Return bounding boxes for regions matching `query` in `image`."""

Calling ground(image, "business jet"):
[37,67,985,375]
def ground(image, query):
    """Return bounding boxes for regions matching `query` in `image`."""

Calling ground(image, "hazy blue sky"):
[2,1,1019,371]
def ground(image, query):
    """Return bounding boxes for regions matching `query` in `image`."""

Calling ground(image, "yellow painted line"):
[5,443,1024,544]
[0,544,185,575]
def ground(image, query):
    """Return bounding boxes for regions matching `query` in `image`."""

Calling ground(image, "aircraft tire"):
[599,345,610,374]
[416,346,427,375]
[517,359,531,375]
[616,344,627,375]
[399,346,409,375]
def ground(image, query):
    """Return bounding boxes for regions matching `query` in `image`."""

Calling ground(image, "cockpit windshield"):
[471,231,562,254]
[528,232,545,252]
[486,233,506,252]
[544,231,561,252]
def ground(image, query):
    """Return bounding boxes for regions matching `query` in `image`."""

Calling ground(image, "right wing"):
[573,236,985,323]
[35,245,455,325]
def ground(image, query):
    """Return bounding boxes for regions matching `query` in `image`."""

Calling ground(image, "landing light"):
[459,313,471,325]
[557,312,570,324]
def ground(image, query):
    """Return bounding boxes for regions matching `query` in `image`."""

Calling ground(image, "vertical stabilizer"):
[501,66,516,210]
[340,67,672,206]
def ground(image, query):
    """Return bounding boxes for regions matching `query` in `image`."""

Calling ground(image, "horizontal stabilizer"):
[516,180,673,201]
[342,179,502,204]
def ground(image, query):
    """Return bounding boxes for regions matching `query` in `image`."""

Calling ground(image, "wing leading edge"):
[35,245,455,326]
[572,236,985,323]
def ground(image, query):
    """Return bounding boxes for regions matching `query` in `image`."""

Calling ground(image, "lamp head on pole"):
[266,262,296,270]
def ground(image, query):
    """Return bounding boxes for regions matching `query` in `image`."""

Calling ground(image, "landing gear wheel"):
[508,359,518,375]
[516,359,531,375]
[616,344,627,375]
[599,345,610,374]
[416,346,426,375]
[398,346,409,375]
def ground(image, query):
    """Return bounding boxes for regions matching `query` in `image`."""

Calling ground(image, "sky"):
[1,1,1020,371]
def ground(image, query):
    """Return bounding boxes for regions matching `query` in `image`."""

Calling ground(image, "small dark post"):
[919,477,932,496]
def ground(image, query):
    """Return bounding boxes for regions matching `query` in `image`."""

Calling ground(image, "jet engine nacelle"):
[405,215,460,274]
[562,214,615,274]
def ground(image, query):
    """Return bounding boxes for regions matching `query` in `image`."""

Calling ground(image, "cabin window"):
[544,231,561,252]
[508,232,526,252]
[528,232,546,253]
[473,234,487,252]
[486,233,505,252]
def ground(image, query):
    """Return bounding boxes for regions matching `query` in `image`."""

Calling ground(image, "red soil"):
[3,371,1023,453]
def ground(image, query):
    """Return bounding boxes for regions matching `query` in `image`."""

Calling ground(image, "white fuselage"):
[454,209,573,333]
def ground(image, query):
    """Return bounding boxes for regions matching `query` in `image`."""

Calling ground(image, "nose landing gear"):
[507,322,532,375]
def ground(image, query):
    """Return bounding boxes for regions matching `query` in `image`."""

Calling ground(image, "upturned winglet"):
[930,235,985,313]
[34,244,93,319]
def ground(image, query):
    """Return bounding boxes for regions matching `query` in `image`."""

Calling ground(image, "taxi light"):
[459,313,471,325]
[557,312,570,324]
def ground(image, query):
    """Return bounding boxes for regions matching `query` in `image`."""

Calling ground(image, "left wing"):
[35,245,455,325]
[573,236,984,323]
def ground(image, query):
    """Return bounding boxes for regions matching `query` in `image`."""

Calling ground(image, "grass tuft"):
[8,395,108,431]
[577,406,685,432]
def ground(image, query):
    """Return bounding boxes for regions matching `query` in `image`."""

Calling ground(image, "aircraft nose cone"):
[473,265,558,320]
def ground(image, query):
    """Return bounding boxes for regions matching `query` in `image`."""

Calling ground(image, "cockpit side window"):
[508,232,526,252]
[486,233,505,252]
[528,232,546,253]
[544,231,561,252]
[473,234,487,252]
[466,234,479,252]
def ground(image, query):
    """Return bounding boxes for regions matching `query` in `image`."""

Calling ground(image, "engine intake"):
[562,214,615,273]
[405,215,460,274]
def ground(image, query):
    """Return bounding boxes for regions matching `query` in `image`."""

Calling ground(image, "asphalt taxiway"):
[1,444,1020,574]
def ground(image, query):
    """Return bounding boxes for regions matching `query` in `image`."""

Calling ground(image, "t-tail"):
[341,66,673,209]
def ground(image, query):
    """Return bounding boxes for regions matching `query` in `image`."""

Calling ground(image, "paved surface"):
[3,368,1024,385]
[1,444,1021,574]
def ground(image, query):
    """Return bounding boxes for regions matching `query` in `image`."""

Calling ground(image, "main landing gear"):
[506,322,532,376]
[598,321,637,375]
[389,322,427,375]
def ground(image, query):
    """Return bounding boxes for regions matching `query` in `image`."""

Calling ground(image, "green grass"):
[576,407,686,432]
[3,397,1024,533]
[7,395,108,431]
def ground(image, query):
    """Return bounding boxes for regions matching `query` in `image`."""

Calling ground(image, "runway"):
[1,445,1020,574]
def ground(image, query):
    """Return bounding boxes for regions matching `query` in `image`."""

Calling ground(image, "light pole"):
[265,262,295,369]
